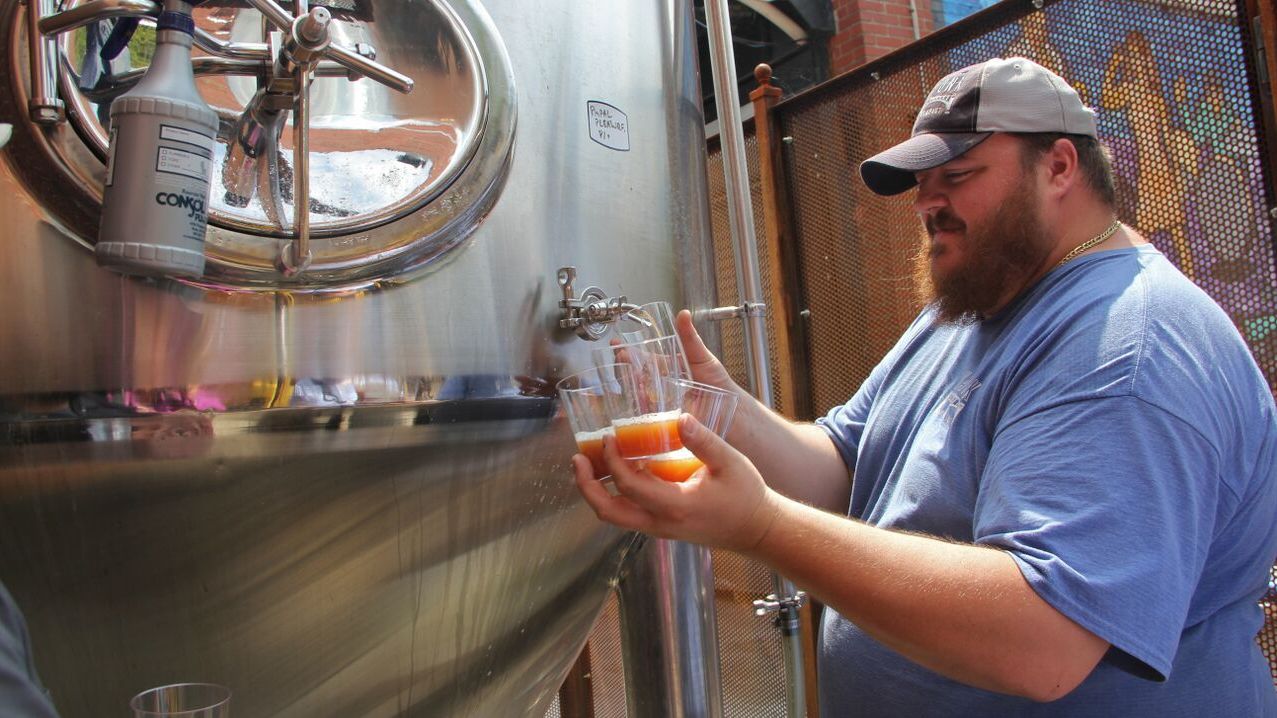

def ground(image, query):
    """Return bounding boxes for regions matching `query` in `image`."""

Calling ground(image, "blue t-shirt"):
[816,245,1277,716]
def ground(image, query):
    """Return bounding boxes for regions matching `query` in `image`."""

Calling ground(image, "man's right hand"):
[675,309,853,513]
[675,310,743,396]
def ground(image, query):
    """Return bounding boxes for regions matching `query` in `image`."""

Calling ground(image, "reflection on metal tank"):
[0,0,712,715]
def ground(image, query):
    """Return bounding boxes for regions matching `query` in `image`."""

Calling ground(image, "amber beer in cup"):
[596,350,685,460]
[612,409,684,459]
[574,430,609,476]
[557,365,624,477]
[594,331,699,473]
[641,378,739,482]
[643,447,705,482]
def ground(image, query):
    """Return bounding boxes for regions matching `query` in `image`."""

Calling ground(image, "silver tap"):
[556,267,640,341]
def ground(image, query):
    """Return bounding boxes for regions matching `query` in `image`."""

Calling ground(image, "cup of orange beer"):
[640,378,739,482]
[556,365,623,478]
[596,356,684,460]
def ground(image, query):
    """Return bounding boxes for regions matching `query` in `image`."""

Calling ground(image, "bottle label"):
[159,124,213,152]
[152,188,209,244]
[155,146,211,182]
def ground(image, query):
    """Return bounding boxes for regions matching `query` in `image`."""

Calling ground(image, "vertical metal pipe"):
[907,0,923,40]
[704,0,771,406]
[291,62,311,268]
[703,0,807,715]
[617,538,723,718]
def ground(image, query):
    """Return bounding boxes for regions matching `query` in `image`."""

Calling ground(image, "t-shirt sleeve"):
[816,309,939,473]
[815,364,882,475]
[974,394,1221,681]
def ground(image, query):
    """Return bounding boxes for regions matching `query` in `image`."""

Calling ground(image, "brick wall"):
[828,0,938,75]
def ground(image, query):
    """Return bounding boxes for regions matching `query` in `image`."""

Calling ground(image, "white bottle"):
[96,0,217,279]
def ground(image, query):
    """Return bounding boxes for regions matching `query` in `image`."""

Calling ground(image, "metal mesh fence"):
[581,592,628,718]
[711,550,790,718]
[1265,567,1277,683]
[705,0,1277,700]
[783,0,1277,415]
[776,0,1277,413]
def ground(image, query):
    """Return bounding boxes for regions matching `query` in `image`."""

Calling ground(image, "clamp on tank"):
[753,590,808,637]
[557,267,640,341]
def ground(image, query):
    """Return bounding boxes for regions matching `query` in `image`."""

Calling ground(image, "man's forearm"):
[746,495,1109,701]
[728,398,851,513]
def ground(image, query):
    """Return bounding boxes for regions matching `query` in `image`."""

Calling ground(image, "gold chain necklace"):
[1056,219,1123,267]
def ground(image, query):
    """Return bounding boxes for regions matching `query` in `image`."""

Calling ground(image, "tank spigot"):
[556,266,637,341]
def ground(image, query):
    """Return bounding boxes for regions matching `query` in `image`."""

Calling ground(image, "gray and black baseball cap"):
[859,57,1097,196]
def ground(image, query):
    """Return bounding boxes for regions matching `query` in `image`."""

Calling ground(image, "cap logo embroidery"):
[936,73,967,94]
[919,72,969,117]
[920,96,956,116]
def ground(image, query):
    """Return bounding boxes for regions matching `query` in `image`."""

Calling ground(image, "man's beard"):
[913,184,1053,324]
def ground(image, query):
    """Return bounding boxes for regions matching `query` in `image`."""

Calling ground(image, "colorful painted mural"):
[931,0,1001,28]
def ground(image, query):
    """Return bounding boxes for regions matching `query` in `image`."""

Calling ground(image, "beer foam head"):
[648,447,697,461]
[574,428,612,442]
[612,409,682,427]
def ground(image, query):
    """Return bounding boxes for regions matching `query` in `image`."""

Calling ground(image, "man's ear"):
[1043,138,1081,197]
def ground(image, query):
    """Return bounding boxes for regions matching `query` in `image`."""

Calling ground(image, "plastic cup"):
[675,378,739,437]
[642,379,739,482]
[597,356,685,460]
[556,365,623,477]
[590,335,691,414]
[616,301,679,343]
[130,683,230,718]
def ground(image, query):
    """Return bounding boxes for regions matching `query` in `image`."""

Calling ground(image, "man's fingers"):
[678,309,727,367]
[678,414,739,472]
[573,454,654,530]
[601,435,691,516]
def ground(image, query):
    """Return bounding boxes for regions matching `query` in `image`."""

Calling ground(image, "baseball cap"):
[859,57,1097,196]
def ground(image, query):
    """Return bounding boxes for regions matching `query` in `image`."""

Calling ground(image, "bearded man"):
[574,58,1277,716]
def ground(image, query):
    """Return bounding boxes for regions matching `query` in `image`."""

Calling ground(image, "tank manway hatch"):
[9,0,515,290]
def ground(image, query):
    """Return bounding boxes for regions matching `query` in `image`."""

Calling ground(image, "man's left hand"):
[573,414,782,552]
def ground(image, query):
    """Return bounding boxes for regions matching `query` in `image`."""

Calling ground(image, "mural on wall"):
[945,2,1277,367]
[931,0,1001,27]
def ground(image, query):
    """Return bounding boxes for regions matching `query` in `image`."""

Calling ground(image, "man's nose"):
[913,181,947,217]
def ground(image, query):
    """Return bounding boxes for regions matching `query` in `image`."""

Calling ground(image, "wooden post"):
[557,642,595,718]
[749,64,813,422]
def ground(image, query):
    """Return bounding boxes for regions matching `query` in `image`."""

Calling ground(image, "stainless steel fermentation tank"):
[0,1,718,715]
